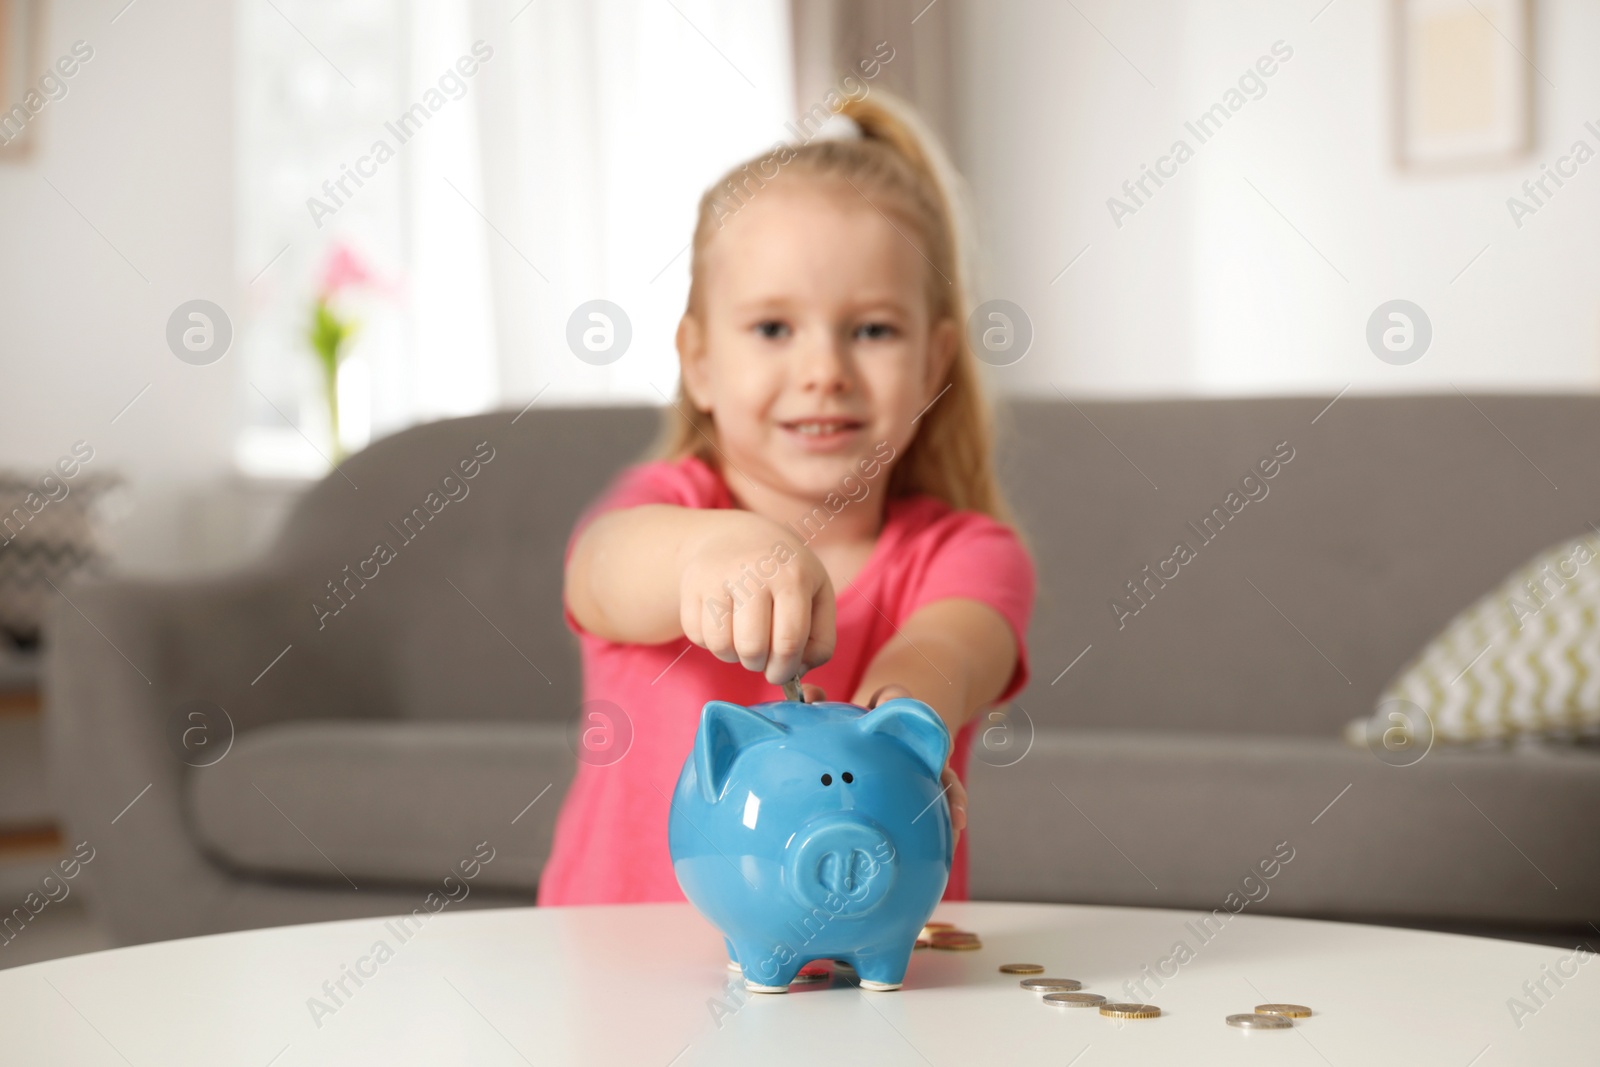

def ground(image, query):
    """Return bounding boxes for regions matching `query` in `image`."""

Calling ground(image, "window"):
[236,0,793,476]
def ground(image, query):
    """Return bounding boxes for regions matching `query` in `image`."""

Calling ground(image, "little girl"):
[538,92,1035,906]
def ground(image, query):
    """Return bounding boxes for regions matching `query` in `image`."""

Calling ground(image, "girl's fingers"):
[766,582,811,685]
[801,581,837,672]
[700,590,739,663]
[732,586,773,674]
[867,683,913,708]
[680,584,704,650]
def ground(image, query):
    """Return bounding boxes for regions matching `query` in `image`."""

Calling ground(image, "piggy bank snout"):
[785,814,897,915]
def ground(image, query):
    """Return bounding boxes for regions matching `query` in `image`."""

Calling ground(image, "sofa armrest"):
[41,567,387,944]
[54,568,387,726]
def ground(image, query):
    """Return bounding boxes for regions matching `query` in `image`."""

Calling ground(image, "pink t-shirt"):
[536,454,1036,906]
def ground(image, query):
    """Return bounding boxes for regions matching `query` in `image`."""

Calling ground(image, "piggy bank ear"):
[859,698,950,777]
[696,701,788,803]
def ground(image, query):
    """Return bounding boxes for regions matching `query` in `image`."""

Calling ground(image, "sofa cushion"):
[967,728,1600,926]
[187,721,574,890]
[1356,533,1600,744]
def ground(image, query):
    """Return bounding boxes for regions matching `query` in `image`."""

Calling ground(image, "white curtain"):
[400,0,500,424]
[236,0,793,478]
[235,0,500,473]
[465,0,795,409]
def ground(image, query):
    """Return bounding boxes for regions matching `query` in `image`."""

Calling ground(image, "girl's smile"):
[778,415,866,453]
[679,180,954,505]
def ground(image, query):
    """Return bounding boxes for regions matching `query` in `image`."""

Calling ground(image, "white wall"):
[956,0,1600,397]
[0,0,244,572]
[7,0,1599,577]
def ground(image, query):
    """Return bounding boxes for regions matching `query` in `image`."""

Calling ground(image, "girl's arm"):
[850,597,1019,736]
[850,598,1021,845]
[564,504,836,684]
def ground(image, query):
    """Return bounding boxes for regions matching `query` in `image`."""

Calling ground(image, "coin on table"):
[914,939,931,949]
[792,963,831,983]
[931,933,978,945]
[1020,977,1083,992]
[999,963,1045,974]
[1043,992,1106,1008]
[923,921,956,930]
[1228,1012,1292,1030]
[931,940,982,951]
[1099,1003,1161,1019]
[1255,1003,1312,1018]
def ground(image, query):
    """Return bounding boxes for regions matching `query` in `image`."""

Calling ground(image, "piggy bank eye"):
[841,771,854,783]
[820,773,833,786]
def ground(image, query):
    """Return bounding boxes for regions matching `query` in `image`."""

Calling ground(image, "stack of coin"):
[792,962,831,984]
[998,963,1044,975]
[918,918,981,949]
[1099,1003,1161,1020]
[1224,1003,1310,1029]
[1043,992,1106,1009]
[1020,977,1083,993]
[1011,972,1145,1017]
[927,928,982,951]
[1256,1003,1312,1019]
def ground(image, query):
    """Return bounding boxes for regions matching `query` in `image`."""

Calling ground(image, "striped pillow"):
[1351,534,1600,744]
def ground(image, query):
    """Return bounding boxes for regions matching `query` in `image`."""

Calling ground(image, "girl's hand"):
[863,684,967,850]
[939,763,968,851]
[679,512,836,685]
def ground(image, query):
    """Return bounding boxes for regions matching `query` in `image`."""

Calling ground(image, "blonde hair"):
[654,90,1011,523]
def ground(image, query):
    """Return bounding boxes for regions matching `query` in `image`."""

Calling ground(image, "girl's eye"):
[820,773,833,786]
[855,322,896,341]
[755,320,790,340]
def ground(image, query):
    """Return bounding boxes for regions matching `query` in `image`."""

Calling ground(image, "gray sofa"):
[46,396,1600,947]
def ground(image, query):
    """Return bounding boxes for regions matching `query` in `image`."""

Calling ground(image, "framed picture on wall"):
[0,0,45,161]
[1393,0,1533,170]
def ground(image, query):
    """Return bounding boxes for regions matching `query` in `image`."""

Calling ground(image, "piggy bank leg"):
[724,937,741,972]
[848,943,914,991]
[734,941,804,993]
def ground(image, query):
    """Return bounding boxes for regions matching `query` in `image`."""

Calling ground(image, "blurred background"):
[4,0,1599,969]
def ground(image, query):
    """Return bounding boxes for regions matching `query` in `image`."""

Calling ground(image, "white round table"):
[1,901,1593,1064]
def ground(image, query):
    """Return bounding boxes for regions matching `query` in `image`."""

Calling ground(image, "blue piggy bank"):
[668,697,953,993]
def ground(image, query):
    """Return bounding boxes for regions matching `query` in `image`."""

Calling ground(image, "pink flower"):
[317,242,377,300]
